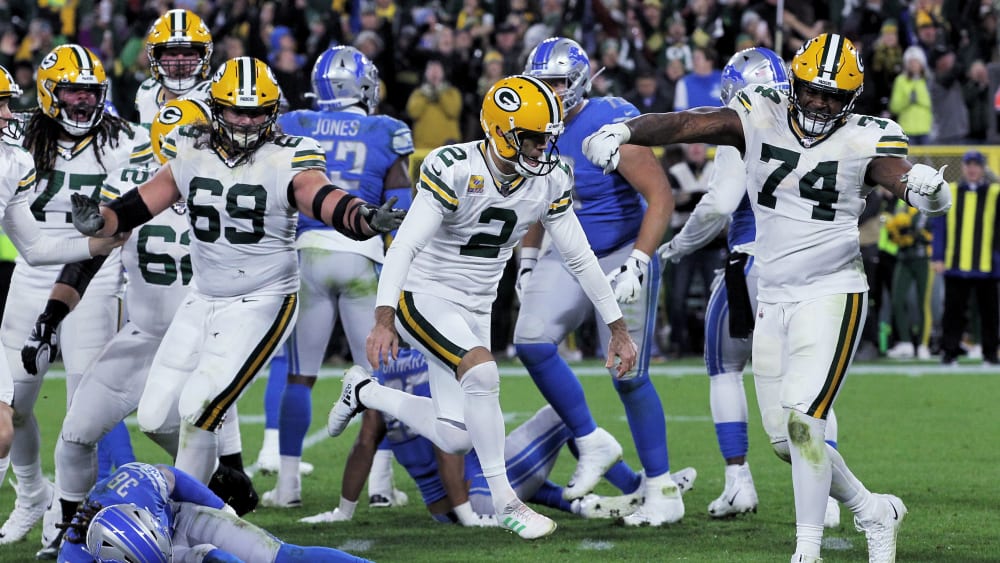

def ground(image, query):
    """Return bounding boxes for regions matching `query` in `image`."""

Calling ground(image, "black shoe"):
[35,529,64,560]
[941,354,958,366]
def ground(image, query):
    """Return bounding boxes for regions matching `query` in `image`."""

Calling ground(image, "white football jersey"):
[134,77,212,126]
[404,140,574,312]
[103,164,192,335]
[0,140,37,220]
[166,129,327,297]
[729,86,907,302]
[15,122,153,289]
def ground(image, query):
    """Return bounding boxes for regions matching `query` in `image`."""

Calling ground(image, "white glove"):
[606,249,649,304]
[903,163,951,217]
[656,239,684,264]
[583,122,631,174]
[515,247,539,302]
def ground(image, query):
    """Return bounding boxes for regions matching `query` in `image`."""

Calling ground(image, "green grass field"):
[0,359,997,562]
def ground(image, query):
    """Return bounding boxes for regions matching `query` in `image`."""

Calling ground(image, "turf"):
[0,359,996,562]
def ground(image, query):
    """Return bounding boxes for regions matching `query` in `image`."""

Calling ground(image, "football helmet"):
[86,504,171,563]
[788,33,863,137]
[311,45,380,113]
[480,74,564,177]
[0,64,23,139]
[720,47,789,105]
[145,9,214,95]
[36,44,108,136]
[209,57,282,152]
[150,98,211,164]
[524,37,591,113]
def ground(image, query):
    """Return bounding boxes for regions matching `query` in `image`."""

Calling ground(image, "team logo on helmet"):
[493,87,521,112]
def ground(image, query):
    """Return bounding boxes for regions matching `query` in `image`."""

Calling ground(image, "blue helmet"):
[524,37,591,113]
[720,47,789,105]
[311,45,380,113]
[86,504,172,563]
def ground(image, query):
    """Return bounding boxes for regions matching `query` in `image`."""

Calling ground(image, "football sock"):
[516,342,598,437]
[279,383,311,457]
[264,354,288,430]
[368,448,394,498]
[528,480,573,512]
[11,413,42,485]
[360,382,471,454]
[460,361,516,509]
[0,455,7,490]
[218,407,243,458]
[175,422,219,483]
[613,373,670,477]
[829,444,874,518]
[787,410,830,535]
[709,370,749,459]
[55,438,96,501]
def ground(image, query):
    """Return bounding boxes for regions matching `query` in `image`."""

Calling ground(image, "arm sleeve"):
[668,147,746,255]
[166,466,226,509]
[543,207,623,325]
[1,196,91,266]
[375,192,444,309]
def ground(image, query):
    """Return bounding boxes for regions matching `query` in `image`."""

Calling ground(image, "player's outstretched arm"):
[71,164,181,237]
[867,157,952,217]
[583,107,745,173]
[294,169,406,241]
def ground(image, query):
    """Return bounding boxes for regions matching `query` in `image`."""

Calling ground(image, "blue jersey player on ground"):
[656,46,842,527]
[513,37,684,526]
[256,46,414,509]
[57,462,368,562]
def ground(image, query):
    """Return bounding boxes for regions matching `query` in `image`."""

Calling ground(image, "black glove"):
[208,464,259,516]
[71,193,105,236]
[360,195,407,233]
[22,300,69,376]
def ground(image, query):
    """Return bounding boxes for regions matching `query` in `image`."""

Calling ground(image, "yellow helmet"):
[0,64,22,140]
[209,57,282,152]
[36,44,108,136]
[480,75,564,177]
[146,9,214,95]
[150,98,211,164]
[789,33,864,138]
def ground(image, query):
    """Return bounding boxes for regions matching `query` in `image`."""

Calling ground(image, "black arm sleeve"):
[106,189,154,234]
[55,255,108,297]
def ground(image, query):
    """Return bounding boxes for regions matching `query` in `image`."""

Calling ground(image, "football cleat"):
[562,427,623,500]
[299,508,352,524]
[260,487,301,509]
[825,496,841,528]
[327,365,374,437]
[855,494,907,563]
[622,473,685,526]
[574,492,640,519]
[369,489,409,508]
[791,554,823,563]
[671,466,698,495]
[0,480,54,544]
[39,496,61,549]
[34,528,64,560]
[499,499,556,540]
[708,462,758,518]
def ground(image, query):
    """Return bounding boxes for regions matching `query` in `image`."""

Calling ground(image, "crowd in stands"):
[0,0,995,362]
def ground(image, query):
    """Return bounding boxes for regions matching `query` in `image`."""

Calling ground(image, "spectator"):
[494,22,524,76]
[673,46,723,111]
[889,46,932,145]
[454,0,494,49]
[597,39,633,98]
[625,70,673,114]
[8,60,36,112]
[930,150,1000,366]
[867,19,904,117]
[406,58,462,148]
[663,17,693,71]
[963,60,992,143]
[884,200,934,360]
[928,47,969,143]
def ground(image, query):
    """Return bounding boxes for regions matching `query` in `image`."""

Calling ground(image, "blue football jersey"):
[558,97,646,257]
[277,109,414,236]
[728,194,756,250]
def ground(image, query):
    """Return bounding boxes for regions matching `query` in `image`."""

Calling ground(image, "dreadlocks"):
[22,109,136,178]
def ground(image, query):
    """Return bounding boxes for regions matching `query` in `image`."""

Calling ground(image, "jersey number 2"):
[459,208,517,258]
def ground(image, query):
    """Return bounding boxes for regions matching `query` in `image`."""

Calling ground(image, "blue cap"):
[963,150,986,165]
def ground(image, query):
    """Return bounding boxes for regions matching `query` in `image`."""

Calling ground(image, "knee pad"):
[436,419,473,455]
[459,362,499,396]
[515,343,558,369]
[178,375,222,427]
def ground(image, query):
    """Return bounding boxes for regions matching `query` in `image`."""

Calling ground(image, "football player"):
[71,57,405,486]
[258,46,414,508]
[657,47,843,526]
[327,74,637,540]
[135,8,214,125]
[514,37,682,526]
[0,45,154,545]
[0,62,126,524]
[584,33,943,562]
[58,462,369,562]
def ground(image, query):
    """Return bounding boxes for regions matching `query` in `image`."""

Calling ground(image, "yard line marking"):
[338,539,375,552]
[579,539,615,551]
